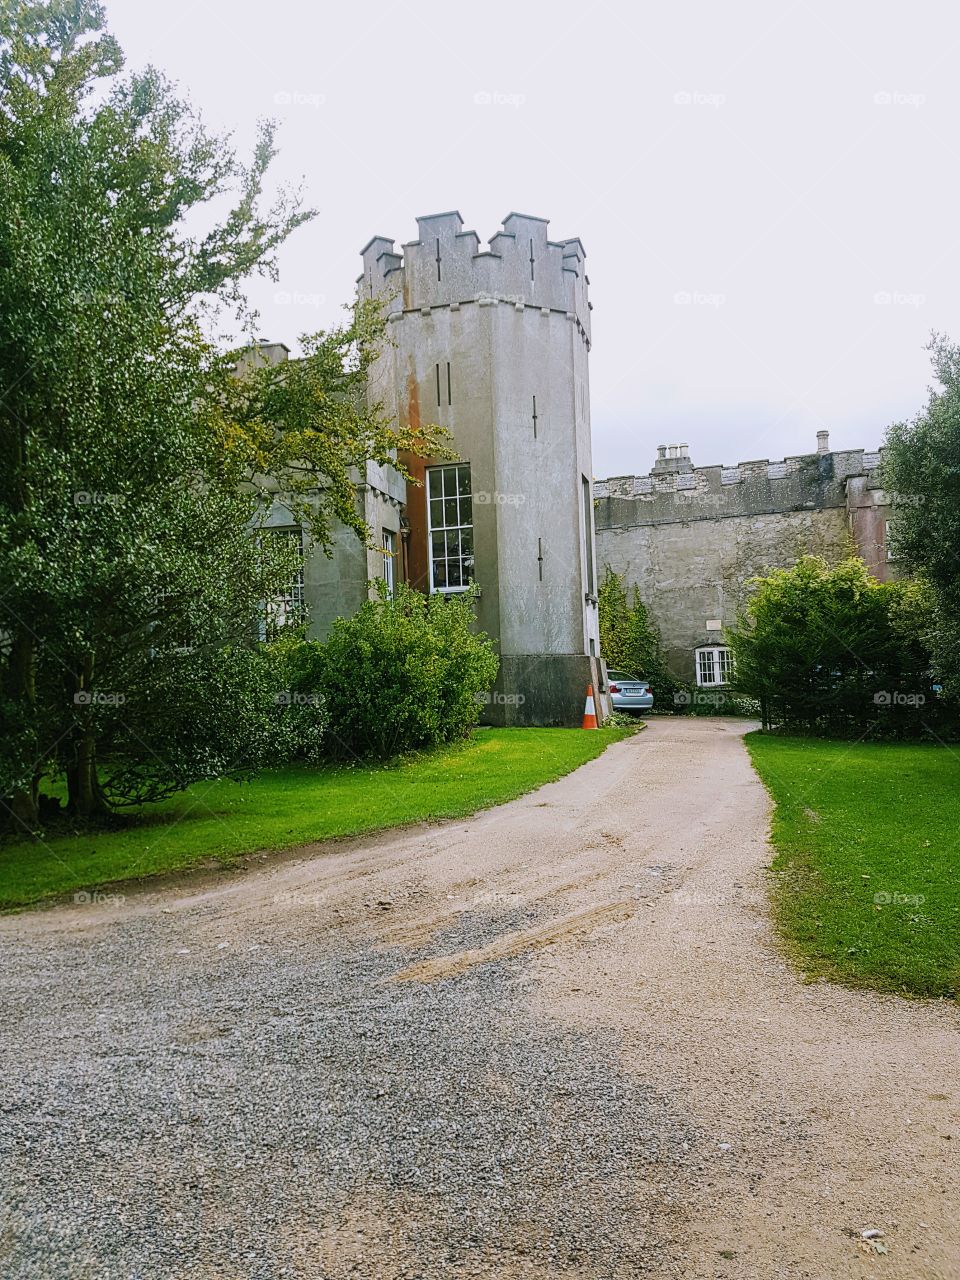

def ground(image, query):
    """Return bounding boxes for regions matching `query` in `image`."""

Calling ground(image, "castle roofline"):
[594,445,883,499]
[358,208,592,340]
[416,210,464,223]
[359,234,394,255]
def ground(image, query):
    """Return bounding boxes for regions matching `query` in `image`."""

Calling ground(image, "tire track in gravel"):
[2,718,960,1279]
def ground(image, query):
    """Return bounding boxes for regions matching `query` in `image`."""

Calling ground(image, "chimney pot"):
[817,429,830,454]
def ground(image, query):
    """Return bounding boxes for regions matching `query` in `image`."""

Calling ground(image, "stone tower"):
[359,210,603,726]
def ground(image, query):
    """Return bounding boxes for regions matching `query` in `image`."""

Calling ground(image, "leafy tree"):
[223,307,448,548]
[58,642,327,812]
[598,567,683,703]
[597,568,631,669]
[0,2,443,830]
[882,334,960,698]
[305,584,499,759]
[727,555,943,736]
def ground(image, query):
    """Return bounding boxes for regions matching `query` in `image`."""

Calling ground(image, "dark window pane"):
[428,470,443,500]
[459,496,472,526]
[457,467,471,497]
[429,499,444,531]
[460,528,473,556]
[446,559,462,587]
[431,531,446,559]
[444,497,458,527]
[433,559,447,588]
[446,531,461,559]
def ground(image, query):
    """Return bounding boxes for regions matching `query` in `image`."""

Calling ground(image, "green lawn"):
[747,732,960,998]
[0,726,632,910]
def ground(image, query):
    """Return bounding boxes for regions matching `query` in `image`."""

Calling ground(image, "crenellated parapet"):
[595,443,884,526]
[358,210,591,347]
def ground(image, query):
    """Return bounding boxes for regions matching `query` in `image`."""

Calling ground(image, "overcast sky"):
[107,0,958,478]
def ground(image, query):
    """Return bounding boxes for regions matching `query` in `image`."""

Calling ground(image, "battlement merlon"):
[593,447,885,521]
[357,211,591,339]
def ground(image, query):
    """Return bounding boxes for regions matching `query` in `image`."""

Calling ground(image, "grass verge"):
[1,725,632,910]
[746,731,960,998]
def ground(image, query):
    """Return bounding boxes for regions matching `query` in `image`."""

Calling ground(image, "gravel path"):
[2,718,959,1279]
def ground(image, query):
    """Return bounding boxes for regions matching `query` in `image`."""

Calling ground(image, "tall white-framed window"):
[427,464,473,592]
[885,519,897,562]
[382,529,396,598]
[264,527,305,635]
[696,645,733,687]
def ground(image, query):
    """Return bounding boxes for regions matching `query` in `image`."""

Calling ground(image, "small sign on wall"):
[706,618,722,631]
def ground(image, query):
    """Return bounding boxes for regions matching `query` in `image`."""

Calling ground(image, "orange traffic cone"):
[581,684,599,730]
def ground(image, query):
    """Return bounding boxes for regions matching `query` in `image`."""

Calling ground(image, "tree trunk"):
[3,627,39,831]
[66,653,109,819]
[69,732,102,817]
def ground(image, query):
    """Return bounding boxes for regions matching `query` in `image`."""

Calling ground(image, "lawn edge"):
[744,729,957,1003]
[2,725,637,914]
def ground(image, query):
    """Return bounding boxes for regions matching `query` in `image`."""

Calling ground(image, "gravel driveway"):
[2,718,959,1279]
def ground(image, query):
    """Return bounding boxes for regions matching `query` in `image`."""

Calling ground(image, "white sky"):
[105,0,959,478]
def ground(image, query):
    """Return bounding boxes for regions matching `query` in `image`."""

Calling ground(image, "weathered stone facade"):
[357,211,602,726]
[594,438,894,682]
[263,211,606,728]
[256,208,898,707]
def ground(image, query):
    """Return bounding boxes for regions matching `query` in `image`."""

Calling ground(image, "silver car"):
[607,669,654,712]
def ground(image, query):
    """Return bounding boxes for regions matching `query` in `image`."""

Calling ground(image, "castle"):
[261,209,893,722]
[265,211,604,726]
[594,438,893,684]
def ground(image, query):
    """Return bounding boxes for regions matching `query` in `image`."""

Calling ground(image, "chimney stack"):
[816,429,830,455]
[653,443,694,475]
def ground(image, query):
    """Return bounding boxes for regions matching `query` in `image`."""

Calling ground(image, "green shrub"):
[675,688,761,717]
[728,556,954,738]
[96,642,328,808]
[308,584,499,758]
[598,568,686,708]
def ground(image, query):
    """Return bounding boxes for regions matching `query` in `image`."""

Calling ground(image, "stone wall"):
[358,210,602,726]
[594,441,891,682]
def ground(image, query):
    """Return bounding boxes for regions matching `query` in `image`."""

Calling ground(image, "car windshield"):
[608,670,644,682]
